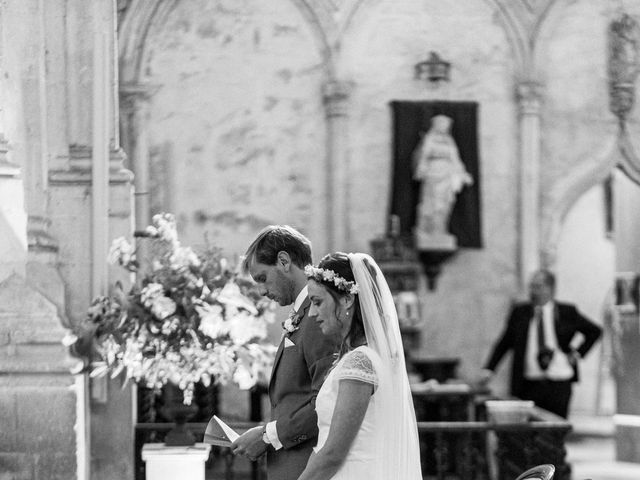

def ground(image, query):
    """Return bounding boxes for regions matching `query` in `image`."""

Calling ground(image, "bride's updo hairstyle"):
[315,252,365,356]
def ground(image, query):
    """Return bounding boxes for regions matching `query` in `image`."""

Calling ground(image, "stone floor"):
[567,414,640,480]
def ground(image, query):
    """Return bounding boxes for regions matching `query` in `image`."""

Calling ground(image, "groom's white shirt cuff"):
[266,421,283,450]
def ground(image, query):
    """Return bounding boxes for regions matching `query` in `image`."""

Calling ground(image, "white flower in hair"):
[304,265,359,294]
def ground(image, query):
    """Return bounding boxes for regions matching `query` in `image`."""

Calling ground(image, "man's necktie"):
[535,306,552,370]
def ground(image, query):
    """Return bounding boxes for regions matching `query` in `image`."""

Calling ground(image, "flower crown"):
[304,265,359,294]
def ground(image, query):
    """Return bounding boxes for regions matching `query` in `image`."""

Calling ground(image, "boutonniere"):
[282,310,302,335]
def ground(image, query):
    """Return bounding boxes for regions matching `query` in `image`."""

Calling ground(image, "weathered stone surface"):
[14,386,76,452]
[33,452,77,480]
[0,275,67,347]
[0,378,76,480]
[143,0,326,256]
[0,453,34,480]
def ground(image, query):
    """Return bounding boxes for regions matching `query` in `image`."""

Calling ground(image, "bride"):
[298,252,421,480]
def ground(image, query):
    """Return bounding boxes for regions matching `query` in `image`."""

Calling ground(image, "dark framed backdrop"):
[389,101,482,248]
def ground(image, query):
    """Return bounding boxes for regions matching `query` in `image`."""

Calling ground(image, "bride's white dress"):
[313,345,379,479]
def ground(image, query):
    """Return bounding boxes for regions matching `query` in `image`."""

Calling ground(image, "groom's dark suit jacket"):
[484,301,602,398]
[266,296,337,480]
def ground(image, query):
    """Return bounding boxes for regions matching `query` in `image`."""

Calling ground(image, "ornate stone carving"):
[49,145,132,185]
[608,14,640,122]
[322,80,353,117]
[27,216,58,253]
[0,134,19,177]
[119,82,160,112]
[516,81,543,115]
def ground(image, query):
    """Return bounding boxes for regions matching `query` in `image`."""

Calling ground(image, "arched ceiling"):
[118,0,563,84]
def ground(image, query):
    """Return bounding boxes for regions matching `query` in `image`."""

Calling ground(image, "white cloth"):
[314,346,379,478]
[312,254,421,480]
[265,285,310,449]
[524,301,574,380]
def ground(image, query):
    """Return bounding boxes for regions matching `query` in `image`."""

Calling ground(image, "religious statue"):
[412,114,473,249]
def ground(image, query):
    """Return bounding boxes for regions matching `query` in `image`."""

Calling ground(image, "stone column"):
[322,80,353,252]
[516,81,543,287]
[120,83,159,231]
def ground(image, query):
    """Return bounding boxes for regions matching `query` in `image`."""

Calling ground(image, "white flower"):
[145,225,158,237]
[61,333,78,346]
[196,303,227,338]
[282,316,298,333]
[170,246,201,270]
[233,363,256,390]
[217,282,258,315]
[153,213,179,245]
[141,283,164,307]
[107,237,134,266]
[161,318,179,335]
[150,296,177,320]
[282,309,301,334]
[228,311,265,345]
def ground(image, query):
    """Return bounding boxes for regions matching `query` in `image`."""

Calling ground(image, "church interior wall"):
[4,0,640,477]
[556,184,615,414]
[142,0,328,258]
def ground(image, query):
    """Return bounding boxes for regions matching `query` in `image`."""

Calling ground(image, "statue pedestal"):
[142,443,211,480]
[415,231,457,251]
[414,232,457,290]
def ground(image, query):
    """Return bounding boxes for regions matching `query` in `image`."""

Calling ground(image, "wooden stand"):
[142,443,211,480]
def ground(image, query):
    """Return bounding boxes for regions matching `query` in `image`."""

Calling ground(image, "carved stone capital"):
[0,135,20,178]
[516,81,543,115]
[322,80,353,117]
[49,145,133,185]
[27,216,58,254]
[608,14,640,122]
[119,82,161,113]
[609,83,636,121]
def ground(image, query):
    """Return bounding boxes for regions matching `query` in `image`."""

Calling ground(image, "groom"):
[231,225,337,480]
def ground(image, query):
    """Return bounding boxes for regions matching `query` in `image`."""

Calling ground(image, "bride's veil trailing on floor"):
[349,253,422,479]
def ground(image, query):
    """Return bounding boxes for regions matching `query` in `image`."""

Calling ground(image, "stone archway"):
[540,137,618,269]
[117,0,358,254]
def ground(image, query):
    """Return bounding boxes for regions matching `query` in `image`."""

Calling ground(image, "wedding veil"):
[348,253,422,479]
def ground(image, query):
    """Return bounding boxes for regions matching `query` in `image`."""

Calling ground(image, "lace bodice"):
[313,346,380,478]
[337,348,378,386]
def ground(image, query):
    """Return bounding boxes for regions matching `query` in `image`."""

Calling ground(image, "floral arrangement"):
[65,213,276,405]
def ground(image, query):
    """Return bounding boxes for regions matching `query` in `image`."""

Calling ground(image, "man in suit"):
[481,269,602,418]
[231,225,337,479]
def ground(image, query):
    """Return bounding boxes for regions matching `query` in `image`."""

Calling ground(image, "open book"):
[203,415,240,447]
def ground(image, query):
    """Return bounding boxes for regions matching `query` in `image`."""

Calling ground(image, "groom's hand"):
[230,426,268,461]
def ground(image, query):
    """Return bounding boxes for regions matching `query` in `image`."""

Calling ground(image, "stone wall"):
[120,0,640,413]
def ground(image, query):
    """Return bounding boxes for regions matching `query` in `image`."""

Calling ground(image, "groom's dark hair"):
[242,225,312,272]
